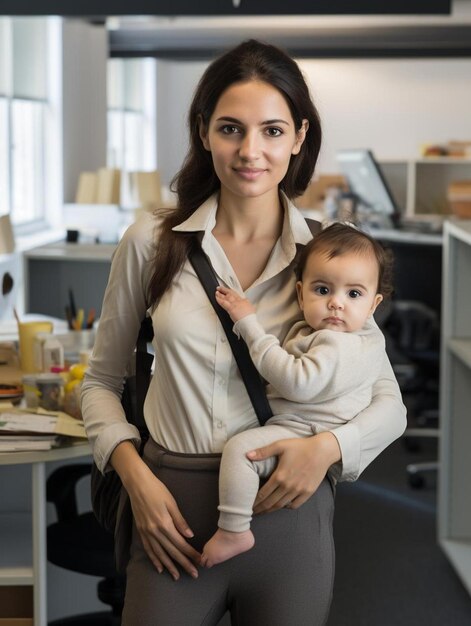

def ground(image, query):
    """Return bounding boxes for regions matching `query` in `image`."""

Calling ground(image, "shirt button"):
[220,336,226,343]
[216,420,224,429]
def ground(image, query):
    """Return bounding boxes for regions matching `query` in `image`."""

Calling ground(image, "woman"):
[82,39,406,625]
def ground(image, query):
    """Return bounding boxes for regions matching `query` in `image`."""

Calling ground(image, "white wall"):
[155,56,471,185]
[62,20,108,203]
[301,58,471,172]
[156,59,207,187]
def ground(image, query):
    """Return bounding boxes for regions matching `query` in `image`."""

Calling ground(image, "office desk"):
[0,442,91,625]
[368,227,443,247]
[24,243,116,319]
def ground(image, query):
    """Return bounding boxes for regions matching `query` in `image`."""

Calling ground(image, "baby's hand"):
[215,286,255,322]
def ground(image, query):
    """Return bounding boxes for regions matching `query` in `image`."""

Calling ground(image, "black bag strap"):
[296,218,322,257]
[189,240,273,426]
[131,218,321,431]
[187,219,322,427]
[306,218,322,237]
[133,317,154,438]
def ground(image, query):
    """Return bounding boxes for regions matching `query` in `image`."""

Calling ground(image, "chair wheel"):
[408,473,425,489]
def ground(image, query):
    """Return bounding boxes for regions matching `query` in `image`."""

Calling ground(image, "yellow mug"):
[17,321,54,373]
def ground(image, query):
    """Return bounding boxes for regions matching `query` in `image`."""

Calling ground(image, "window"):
[0,17,49,228]
[107,58,157,173]
[0,98,9,216]
[11,99,45,223]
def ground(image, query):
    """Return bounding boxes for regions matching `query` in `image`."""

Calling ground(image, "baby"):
[201,222,394,567]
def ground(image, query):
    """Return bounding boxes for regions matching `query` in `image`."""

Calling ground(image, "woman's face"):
[200,80,308,204]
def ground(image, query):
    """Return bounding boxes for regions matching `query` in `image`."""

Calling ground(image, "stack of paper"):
[0,434,59,452]
[0,407,87,452]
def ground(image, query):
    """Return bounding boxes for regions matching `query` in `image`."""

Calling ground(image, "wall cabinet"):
[379,157,471,218]
[439,219,471,596]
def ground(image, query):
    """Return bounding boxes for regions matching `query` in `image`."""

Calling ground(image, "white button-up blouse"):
[81,193,406,480]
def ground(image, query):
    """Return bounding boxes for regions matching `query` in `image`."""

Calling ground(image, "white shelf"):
[448,339,471,370]
[439,221,471,597]
[381,157,471,165]
[0,513,33,585]
[440,540,471,596]
[379,157,471,217]
[445,219,471,247]
[415,157,471,164]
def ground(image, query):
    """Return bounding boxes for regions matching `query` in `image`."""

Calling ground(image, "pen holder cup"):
[55,330,95,365]
[17,321,54,373]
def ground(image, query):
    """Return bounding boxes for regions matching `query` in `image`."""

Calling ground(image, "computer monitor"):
[336,149,401,228]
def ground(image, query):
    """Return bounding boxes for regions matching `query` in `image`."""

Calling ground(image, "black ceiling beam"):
[109,25,471,59]
[0,0,451,16]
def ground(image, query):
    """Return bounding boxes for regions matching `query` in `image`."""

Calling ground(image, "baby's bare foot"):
[201,528,255,568]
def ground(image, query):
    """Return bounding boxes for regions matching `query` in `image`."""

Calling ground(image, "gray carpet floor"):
[218,435,471,626]
[327,438,471,626]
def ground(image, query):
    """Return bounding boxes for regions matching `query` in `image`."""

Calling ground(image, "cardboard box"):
[0,586,33,626]
[448,180,471,218]
[131,170,162,210]
[95,168,121,204]
[296,174,347,210]
[75,172,98,204]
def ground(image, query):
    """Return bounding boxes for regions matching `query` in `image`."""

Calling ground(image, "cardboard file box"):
[0,586,33,626]
[448,180,471,218]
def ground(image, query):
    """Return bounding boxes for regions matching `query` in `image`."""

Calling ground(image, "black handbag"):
[90,316,154,533]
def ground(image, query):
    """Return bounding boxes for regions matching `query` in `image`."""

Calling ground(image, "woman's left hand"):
[247,432,341,514]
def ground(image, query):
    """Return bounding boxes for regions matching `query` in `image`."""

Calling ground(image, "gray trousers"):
[218,420,314,532]
[122,439,335,626]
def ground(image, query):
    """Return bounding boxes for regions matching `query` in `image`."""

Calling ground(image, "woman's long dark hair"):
[149,39,322,304]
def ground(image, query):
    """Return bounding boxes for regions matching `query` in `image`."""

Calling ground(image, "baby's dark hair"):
[295,223,394,299]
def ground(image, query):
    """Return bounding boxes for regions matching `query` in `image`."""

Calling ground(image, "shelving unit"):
[379,157,471,218]
[0,443,92,625]
[439,219,471,596]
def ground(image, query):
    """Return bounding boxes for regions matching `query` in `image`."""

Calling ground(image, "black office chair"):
[47,463,125,625]
[381,300,440,488]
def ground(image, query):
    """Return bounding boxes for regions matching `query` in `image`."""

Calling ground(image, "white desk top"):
[367,227,443,246]
[0,440,91,465]
[299,208,445,245]
[23,242,116,262]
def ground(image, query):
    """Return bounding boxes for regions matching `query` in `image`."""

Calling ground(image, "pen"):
[65,306,74,330]
[68,288,77,320]
[86,308,96,329]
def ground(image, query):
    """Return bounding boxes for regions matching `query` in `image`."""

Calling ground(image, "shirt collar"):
[172,194,219,234]
[172,191,315,289]
[172,191,313,245]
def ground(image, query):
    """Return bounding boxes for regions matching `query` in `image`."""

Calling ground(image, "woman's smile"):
[233,166,267,181]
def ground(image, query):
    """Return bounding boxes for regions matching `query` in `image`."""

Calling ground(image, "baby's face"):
[296,249,383,333]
